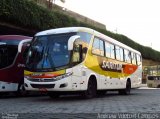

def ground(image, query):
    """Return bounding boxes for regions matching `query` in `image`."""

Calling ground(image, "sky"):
[56,0,160,51]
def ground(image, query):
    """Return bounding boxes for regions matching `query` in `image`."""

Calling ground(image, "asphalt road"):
[0,87,160,119]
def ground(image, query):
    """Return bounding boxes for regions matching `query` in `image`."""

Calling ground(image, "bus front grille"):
[31,84,55,88]
[28,78,55,82]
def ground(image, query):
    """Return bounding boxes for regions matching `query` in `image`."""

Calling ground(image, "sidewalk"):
[139,84,159,89]
[140,84,147,87]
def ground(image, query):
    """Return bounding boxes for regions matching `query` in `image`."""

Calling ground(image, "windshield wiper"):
[41,47,45,68]
[41,47,56,71]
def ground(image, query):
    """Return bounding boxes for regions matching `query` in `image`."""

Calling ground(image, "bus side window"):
[77,32,92,44]
[104,42,115,59]
[120,47,124,61]
[105,41,111,58]
[22,43,30,62]
[116,46,124,61]
[124,49,131,63]
[92,38,104,56]
[110,44,115,59]
[99,39,104,56]
[136,54,142,65]
[72,44,81,63]
[131,52,137,65]
[0,47,8,68]
[115,46,120,60]
[77,32,92,60]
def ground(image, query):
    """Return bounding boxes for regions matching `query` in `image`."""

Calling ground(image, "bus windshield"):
[0,40,20,69]
[26,33,76,72]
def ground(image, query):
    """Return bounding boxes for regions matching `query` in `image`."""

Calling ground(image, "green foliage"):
[1,0,160,61]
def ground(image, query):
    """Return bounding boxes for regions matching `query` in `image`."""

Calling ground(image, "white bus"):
[147,75,160,88]
[24,27,142,98]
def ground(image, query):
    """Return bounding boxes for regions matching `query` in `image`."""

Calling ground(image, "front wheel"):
[119,80,131,95]
[16,83,28,96]
[82,79,97,99]
[157,85,160,88]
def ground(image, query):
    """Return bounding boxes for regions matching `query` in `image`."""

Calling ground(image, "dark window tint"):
[0,39,20,45]
[0,45,18,69]
[148,76,154,80]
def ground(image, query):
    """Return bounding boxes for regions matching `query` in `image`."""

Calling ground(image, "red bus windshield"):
[0,40,20,69]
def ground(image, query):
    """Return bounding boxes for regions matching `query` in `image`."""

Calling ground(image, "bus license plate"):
[39,88,47,92]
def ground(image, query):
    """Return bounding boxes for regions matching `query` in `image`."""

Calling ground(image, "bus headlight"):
[52,72,73,81]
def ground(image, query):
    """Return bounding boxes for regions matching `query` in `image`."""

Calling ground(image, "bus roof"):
[35,27,94,36]
[0,35,32,40]
[35,27,141,55]
[93,30,141,54]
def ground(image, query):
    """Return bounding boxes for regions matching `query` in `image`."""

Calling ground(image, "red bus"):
[0,35,32,95]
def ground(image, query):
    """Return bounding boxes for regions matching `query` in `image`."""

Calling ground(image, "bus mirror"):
[68,35,80,50]
[0,42,6,45]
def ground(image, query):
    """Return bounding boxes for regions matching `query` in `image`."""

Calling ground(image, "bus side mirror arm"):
[18,39,32,53]
[68,35,80,50]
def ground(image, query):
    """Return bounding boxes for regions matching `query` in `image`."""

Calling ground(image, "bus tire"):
[119,80,131,95]
[48,92,60,98]
[157,85,160,88]
[16,83,28,97]
[82,77,97,99]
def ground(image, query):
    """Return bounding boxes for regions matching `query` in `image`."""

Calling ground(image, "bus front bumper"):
[24,77,79,91]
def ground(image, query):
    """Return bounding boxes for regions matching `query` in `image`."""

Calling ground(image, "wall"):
[143,59,160,66]
[33,0,106,30]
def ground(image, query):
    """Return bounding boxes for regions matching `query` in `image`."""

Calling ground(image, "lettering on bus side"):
[101,60,123,72]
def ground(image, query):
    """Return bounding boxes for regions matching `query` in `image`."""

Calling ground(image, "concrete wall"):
[58,8,106,30]
[143,59,160,66]
[33,0,106,30]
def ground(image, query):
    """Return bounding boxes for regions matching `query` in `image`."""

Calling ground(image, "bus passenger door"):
[71,44,85,90]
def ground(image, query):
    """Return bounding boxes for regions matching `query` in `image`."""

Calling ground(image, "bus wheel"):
[119,80,131,95]
[157,85,160,88]
[82,78,97,99]
[16,83,27,97]
[48,92,60,98]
